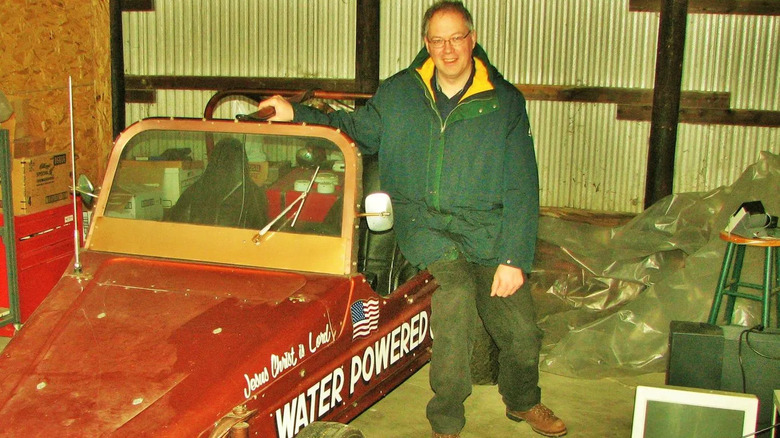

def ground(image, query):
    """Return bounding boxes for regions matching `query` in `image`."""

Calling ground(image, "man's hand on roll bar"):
[257,95,294,122]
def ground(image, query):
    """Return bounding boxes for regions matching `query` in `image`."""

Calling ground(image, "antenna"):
[68,77,82,273]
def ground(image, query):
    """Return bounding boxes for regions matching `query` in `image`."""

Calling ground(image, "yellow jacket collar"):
[417,57,493,102]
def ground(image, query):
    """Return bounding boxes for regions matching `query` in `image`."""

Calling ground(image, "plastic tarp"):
[532,151,780,378]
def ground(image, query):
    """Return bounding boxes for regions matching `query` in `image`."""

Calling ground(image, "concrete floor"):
[0,335,663,437]
[350,364,664,437]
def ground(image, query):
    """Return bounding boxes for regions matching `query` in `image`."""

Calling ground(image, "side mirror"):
[75,174,97,209]
[363,192,393,232]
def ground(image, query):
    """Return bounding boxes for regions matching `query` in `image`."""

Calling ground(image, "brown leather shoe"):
[507,403,567,437]
[431,432,460,438]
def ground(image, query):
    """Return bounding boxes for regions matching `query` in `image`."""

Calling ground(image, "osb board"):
[0,0,111,185]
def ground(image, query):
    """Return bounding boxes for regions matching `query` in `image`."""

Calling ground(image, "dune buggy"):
[0,114,436,437]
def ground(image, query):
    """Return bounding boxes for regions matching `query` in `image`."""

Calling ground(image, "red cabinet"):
[265,167,343,223]
[0,204,79,336]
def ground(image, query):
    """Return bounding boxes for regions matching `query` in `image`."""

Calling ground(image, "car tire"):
[296,421,365,438]
[470,317,499,385]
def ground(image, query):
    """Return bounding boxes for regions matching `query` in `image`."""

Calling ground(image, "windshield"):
[104,129,345,237]
[87,119,360,275]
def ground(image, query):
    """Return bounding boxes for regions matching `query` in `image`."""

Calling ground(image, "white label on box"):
[161,168,203,208]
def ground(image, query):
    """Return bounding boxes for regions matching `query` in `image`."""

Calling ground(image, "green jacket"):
[293,45,539,272]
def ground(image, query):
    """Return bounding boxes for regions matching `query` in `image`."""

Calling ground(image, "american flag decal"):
[350,299,380,339]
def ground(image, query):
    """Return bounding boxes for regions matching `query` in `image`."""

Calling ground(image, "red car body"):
[0,118,434,437]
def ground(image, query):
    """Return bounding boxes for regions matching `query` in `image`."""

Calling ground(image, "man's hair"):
[421,1,474,38]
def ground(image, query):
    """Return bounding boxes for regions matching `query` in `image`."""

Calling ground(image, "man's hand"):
[490,264,526,297]
[257,95,294,122]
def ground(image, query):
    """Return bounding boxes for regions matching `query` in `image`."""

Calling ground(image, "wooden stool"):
[708,231,780,328]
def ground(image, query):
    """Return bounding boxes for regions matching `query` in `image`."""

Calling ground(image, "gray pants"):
[426,255,543,434]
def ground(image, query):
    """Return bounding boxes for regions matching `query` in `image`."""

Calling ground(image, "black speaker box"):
[667,321,780,434]
[721,325,780,432]
[666,321,724,389]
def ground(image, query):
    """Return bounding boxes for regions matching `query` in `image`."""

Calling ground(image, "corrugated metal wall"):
[123,0,356,121]
[528,101,651,212]
[124,0,779,213]
[124,0,355,78]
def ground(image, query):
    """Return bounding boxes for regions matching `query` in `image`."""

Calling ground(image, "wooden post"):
[356,0,380,99]
[110,0,126,139]
[644,0,689,209]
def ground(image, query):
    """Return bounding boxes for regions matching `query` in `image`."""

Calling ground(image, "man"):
[258,2,566,436]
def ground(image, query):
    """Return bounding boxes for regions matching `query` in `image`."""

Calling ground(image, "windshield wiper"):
[253,166,320,244]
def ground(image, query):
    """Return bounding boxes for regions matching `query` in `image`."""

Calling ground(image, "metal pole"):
[0,129,21,328]
[644,0,689,209]
[68,77,82,273]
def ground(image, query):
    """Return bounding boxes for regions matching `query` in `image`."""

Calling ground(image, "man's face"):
[424,10,476,86]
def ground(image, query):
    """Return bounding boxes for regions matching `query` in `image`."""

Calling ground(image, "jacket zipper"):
[417,74,492,210]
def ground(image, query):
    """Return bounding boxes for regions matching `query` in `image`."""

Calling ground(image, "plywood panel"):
[0,0,112,184]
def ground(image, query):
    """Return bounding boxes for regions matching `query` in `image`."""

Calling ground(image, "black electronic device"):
[721,325,780,433]
[666,321,724,389]
[667,321,780,434]
[725,200,778,238]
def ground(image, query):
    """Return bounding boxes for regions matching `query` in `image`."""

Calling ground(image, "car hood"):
[0,252,351,437]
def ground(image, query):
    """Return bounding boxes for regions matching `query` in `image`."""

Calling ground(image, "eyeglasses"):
[427,31,472,49]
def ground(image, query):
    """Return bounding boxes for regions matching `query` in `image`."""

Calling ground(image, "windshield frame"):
[86,118,363,276]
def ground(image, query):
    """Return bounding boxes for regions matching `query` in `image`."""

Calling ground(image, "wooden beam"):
[617,104,780,126]
[355,0,380,94]
[121,0,154,12]
[124,77,775,127]
[125,76,364,93]
[126,79,732,109]
[111,0,126,137]
[540,207,636,227]
[125,89,155,104]
[630,0,780,15]
[516,85,730,108]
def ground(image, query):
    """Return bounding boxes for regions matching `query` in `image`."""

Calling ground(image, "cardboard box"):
[160,167,202,208]
[266,161,292,185]
[248,161,269,186]
[9,98,30,139]
[12,137,46,158]
[0,150,72,215]
[104,184,163,221]
[0,117,46,157]
[119,160,204,208]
